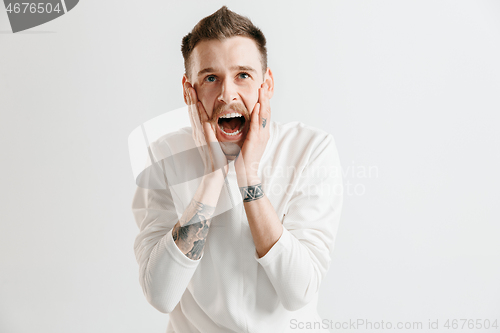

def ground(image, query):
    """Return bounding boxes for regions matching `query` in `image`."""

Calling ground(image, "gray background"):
[1,1,499,332]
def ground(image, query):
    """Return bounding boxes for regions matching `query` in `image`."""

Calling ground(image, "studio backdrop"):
[1,1,499,332]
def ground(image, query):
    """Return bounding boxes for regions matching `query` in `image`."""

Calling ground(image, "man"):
[132,6,343,333]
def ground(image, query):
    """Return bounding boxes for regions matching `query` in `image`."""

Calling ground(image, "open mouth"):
[217,112,246,136]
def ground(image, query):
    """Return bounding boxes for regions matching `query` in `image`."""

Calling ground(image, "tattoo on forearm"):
[240,183,265,202]
[172,200,215,260]
[262,118,267,128]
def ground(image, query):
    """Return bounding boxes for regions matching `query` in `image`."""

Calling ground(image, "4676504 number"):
[444,319,498,330]
[6,2,62,14]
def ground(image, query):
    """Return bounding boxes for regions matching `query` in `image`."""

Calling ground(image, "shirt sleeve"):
[255,133,343,311]
[132,179,202,314]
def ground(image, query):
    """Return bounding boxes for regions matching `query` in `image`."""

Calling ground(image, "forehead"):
[191,36,263,75]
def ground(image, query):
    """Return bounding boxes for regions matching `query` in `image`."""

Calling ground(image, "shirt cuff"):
[165,228,204,268]
[254,225,290,266]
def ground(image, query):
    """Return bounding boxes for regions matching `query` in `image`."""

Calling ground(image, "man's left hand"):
[235,82,271,187]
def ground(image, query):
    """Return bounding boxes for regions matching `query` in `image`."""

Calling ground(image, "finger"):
[187,92,200,127]
[249,102,261,134]
[188,88,203,124]
[198,102,218,142]
[259,83,268,105]
[258,85,271,132]
[186,86,205,146]
[191,88,209,127]
[259,83,271,121]
[185,83,193,105]
[198,101,208,122]
[189,86,198,105]
[197,101,212,130]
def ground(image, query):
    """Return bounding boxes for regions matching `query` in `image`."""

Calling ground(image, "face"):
[182,36,273,147]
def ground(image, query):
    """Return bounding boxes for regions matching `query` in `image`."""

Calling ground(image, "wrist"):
[236,173,261,188]
[239,183,265,202]
[245,174,261,186]
[202,169,226,187]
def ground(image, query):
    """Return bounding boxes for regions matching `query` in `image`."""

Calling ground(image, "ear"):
[262,68,274,99]
[182,74,190,105]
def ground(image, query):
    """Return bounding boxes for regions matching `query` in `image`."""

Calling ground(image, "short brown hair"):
[181,6,267,79]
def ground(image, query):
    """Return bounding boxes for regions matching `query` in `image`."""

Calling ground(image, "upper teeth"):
[219,113,243,119]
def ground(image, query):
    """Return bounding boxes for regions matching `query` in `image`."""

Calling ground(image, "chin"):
[219,139,243,159]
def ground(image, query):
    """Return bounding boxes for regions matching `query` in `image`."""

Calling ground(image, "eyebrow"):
[197,65,258,77]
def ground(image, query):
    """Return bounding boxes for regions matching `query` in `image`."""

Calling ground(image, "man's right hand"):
[184,82,228,176]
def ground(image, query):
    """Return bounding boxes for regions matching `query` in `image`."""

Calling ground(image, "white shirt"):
[132,121,343,333]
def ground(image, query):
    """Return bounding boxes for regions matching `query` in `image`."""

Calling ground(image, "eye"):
[238,72,250,79]
[205,75,217,83]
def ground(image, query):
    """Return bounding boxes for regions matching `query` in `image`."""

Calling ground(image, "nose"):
[217,79,238,104]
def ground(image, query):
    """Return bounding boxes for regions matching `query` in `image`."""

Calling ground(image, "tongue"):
[221,118,241,133]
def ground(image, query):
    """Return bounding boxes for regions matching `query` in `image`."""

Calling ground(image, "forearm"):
[136,170,227,312]
[140,230,200,313]
[172,169,226,260]
[241,180,332,311]
[241,180,283,258]
[132,184,203,313]
[255,227,322,311]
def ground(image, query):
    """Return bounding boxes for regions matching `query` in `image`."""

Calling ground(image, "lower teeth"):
[220,126,242,136]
